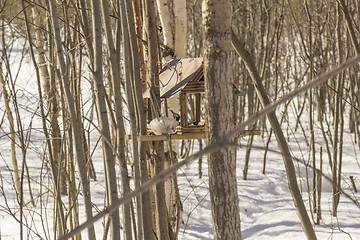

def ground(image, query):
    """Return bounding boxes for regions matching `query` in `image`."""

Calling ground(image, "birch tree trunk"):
[90,0,121,238]
[32,4,66,195]
[174,0,187,58]
[156,0,174,50]
[26,3,66,236]
[304,2,317,216]
[100,1,133,239]
[0,64,20,201]
[145,0,171,239]
[125,0,155,238]
[48,0,96,239]
[156,1,184,237]
[203,1,241,239]
[332,3,345,216]
[151,142,171,240]
[119,1,141,239]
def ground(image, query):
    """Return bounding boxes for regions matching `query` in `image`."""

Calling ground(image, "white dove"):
[148,117,179,135]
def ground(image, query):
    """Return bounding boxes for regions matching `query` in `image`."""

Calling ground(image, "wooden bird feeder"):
[135,57,259,141]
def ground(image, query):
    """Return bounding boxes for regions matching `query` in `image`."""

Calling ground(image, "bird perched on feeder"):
[148,116,179,135]
[170,109,180,122]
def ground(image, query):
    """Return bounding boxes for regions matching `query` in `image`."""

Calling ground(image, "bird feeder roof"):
[143,57,203,98]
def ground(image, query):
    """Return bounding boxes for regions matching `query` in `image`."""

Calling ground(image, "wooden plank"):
[188,65,203,83]
[125,129,260,141]
[183,82,204,90]
[125,132,206,141]
[180,93,188,127]
[195,93,201,123]
[182,126,205,134]
[181,88,204,94]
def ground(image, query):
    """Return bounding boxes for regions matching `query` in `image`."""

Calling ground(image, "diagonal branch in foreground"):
[59,53,360,240]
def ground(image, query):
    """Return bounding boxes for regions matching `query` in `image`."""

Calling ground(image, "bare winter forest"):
[1,0,360,239]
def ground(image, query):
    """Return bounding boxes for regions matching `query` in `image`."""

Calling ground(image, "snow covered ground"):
[1,48,360,239]
[179,130,360,239]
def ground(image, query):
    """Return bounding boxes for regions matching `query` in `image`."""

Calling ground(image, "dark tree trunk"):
[203,1,241,239]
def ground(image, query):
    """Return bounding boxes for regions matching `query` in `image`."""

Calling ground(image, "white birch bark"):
[156,0,174,49]
[174,0,187,58]
[160,2,186,237]
[168,0,187,143]
[47,0,96,239]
